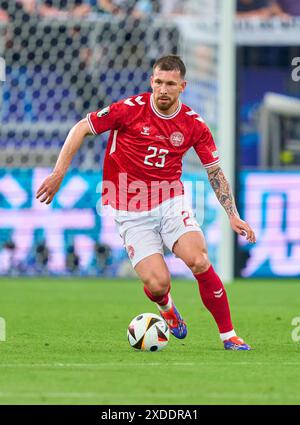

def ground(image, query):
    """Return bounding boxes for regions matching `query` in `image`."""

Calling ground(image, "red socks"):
[143,266,233,335]
[194,265,233,333]
[144,285,170,306]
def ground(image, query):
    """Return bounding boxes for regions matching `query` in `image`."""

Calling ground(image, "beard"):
[156,97,176,111]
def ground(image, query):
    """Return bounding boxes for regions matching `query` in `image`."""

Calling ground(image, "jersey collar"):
[150,94,182,120]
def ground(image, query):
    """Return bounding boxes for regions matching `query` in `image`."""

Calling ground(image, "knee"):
[187,253,210,275]
[144,271,171,296]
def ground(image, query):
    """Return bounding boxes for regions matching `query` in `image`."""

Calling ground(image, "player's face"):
[151,68,186,114]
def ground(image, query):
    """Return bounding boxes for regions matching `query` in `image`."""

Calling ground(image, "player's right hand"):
[36,172,63,205]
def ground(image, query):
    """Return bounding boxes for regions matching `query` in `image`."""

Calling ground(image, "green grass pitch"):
[0,277,300,405]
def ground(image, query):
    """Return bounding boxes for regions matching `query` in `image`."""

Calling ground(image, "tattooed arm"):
[207,164,239,218]
[207,164,256,243]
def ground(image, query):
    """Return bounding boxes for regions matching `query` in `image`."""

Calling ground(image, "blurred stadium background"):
[0,0,300,280]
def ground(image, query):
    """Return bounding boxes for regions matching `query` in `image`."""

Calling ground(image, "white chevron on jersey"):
[124,96,145,106]
[135,95,146,105]
[124,98,135,106]
[186,110,198,116]
[186,109,205,123]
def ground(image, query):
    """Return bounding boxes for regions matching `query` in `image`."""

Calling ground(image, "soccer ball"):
[127,313,169,352]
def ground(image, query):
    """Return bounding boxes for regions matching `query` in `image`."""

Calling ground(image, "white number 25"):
[144,146,169,168]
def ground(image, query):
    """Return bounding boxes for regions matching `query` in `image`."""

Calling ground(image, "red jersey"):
[87,92,219,211]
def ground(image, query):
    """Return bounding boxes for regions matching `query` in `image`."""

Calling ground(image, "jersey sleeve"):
[193,123,220,169]
[86,101,126,135]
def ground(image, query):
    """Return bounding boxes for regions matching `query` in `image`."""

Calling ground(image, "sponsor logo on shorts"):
[97,106,110,117]
[127,245,135,259]
[170,131,184,147]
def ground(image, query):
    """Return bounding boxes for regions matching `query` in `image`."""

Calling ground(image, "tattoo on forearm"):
[207,167,239,217]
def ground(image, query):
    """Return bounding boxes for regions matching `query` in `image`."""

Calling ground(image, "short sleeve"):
[193,123,220,169]
[86,101,126,135]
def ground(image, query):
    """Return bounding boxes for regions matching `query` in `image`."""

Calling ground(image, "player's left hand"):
[229,215,256,244]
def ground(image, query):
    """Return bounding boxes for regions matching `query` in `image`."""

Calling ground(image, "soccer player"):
[36,55,256,350]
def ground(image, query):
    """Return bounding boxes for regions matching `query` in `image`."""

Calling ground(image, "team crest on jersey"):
[170,131,184,147]
[97,106,110,117]
[127,245,135,259]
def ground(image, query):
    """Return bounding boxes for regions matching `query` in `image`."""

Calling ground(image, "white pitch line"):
[0,392,298,402]
[0,392,98,399]
[0,363,195,368]
[0,362,298,368]
[0,392,183,400]
[206,392,300,401]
